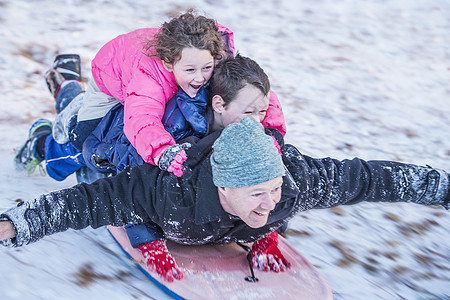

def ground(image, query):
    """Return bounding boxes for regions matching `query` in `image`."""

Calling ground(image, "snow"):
[0,0,449,299]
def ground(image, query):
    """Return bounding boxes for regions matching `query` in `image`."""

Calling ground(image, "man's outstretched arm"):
[0,164,160,247]
[282,144,449,210]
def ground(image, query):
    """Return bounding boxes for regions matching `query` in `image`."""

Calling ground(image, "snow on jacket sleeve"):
[0,164,162,247]
[262,91,286,136]
[282,144,450,211]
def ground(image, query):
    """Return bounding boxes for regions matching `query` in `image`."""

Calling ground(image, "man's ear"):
[216,186,230,199]
[211,95,226,113]
[217,186,227,193]
[217,186,232,214]
[162,59,174,72]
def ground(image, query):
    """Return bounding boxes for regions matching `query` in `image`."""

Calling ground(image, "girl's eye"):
[260,110,267,114]
[203,66,213,70]
[252,193,262,197]
[186,68,195,72]
[245,111,253,115]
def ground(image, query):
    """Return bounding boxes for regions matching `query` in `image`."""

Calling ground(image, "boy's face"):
[217,177,283,228]
[163,47,214,97]
[213,84,270,129]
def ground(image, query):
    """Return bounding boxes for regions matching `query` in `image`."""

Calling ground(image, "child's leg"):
[44,54,85,146]
[14,118,85,181]
[54,80,83,114]
[83,104,144,173]
[53,91,85,145]
[69,117,103,151]
[44,134,86,181]
[70,77,121,150]
[16,55,88,180]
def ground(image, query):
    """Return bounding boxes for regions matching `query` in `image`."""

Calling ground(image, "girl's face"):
[163,47,214,97]
[212,84,269,130]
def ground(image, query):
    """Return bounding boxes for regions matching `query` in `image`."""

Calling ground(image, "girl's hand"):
[158,143,191,177]
[167,150,187,177]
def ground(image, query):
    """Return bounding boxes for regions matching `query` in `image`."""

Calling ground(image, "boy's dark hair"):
[209,54,271,107]
[146,9,225,64]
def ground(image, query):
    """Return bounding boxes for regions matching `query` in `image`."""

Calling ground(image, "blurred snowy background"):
[0,0,449,299]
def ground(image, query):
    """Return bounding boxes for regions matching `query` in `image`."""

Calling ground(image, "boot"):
[45,54,81,98]
[14,119,52,175]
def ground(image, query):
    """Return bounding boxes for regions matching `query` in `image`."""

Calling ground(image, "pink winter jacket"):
[90,26,286,165]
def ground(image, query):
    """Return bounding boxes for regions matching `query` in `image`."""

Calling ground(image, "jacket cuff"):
[125,223,165,248]
[0,202,32,247]
[150,145,171,166]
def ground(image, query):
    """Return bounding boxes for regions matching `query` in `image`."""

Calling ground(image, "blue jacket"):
[162,82,209,141]
[82,84,209,173]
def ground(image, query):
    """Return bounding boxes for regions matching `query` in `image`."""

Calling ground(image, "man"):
[1,118,449,282]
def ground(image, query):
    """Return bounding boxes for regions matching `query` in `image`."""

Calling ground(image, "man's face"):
[163,47,214,97]
[218,177,283,228]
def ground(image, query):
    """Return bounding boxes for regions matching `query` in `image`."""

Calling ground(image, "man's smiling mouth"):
[253,210,269,216]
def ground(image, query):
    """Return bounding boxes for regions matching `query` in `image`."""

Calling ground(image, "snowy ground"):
[0,0,449,299]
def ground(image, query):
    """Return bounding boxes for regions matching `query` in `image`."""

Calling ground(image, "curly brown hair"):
[145,10,225,64]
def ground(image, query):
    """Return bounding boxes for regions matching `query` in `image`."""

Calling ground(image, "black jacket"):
[2,130,449,247]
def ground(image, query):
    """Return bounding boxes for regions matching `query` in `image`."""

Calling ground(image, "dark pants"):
[45,81,104,181]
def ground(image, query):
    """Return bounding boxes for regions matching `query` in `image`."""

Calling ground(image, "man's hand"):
[138,240,183,282]
[0,220,16,241]
[251,231,291,272]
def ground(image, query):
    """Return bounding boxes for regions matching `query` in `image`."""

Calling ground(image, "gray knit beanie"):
[210,117,285,187]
